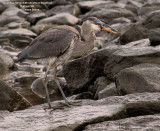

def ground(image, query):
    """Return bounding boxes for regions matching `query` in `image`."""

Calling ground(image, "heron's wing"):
[27,28,78,58]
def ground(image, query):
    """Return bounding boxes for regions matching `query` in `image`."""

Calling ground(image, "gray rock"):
[143,10,160,29]
[0,28,37,38]
[94,76,111,99]
[0,53,14,75]
[36,13,78,25]
[0,103,125,131]
[83,5,135,23]
[0,80,31,111]
[104,39,160,79]
[64,50,113,94]
[74,92,94,100]
[115,63,160,94]
[27,11,46,24]
[78,1,114,10]
[110,17,131,24]
[0,2,7,13]
[138,3,160,16]
[46,5,80,17]
[120,23,148,44]
[84,114,160,131]
[148,28,160,46]
[98,83,119,99]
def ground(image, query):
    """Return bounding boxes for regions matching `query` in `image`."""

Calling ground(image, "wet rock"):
[138,3,160,16]
[46,5,80,17]
[115,63,160,94]
[104,39,160,79]
[120,23,148,44]
[77,1,113,10]
[36,13,78,25]
[0,102,125,131]
[0,80,31,111]
[143,10,160,29]
[98,83,119,99]
[84,114,160,131]
[64,50,113,94]
[94,76,111,99]
[0,2,7,13]
[15,75,39,85]
[0,28,37,38]
[27,11,46,25]
[0,53,14,75]
[83,5,135,23]
[148,28,160,46]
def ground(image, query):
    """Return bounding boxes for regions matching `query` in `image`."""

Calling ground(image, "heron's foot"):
[64,100,82,107]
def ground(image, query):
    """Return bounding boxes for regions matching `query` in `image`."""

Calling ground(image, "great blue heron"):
[17,17,118,109]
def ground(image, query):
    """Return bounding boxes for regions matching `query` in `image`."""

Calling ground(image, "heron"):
[17,17,118,109]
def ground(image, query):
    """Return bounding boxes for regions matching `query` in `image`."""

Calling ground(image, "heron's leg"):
[53,67,70,107]
[43,58,57,109]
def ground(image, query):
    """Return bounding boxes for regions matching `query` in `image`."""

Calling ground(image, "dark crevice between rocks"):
[74,107,127,131]
[75,101,160,131]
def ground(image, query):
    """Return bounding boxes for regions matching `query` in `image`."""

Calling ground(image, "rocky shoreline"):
[0,0,160,130]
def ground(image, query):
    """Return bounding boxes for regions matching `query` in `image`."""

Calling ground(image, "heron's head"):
[85,17,118,34]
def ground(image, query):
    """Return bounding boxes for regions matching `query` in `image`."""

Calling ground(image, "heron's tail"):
[17,47,37,62]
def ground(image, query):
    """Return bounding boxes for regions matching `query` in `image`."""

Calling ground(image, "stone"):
[36,13,78,25]
[148,28,160,46]
[74,92,94,100]
[115,63,160,94]
[0,2,7,13]
[0,102,125,131]
[64,50,113,94]
[83,5,135,23]
[110,17,131,24]
[104,39,160,79]
[77,1,113,10]
[0,53,14,75]
[143,10,160,29]
[94,76,111,99]
[120,23,148,44]
[138,3,160,16]
[46,5,80,17]
[84,114,160,131]
[27,11,46,24]
[98,83,119,99]
[0,80,31,111]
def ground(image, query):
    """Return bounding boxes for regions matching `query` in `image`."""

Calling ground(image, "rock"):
[115,63,160,94]
[148,28,160,46]
[120,23,148,44]
[64,50,113,94]
[36,13,78,25]
[46,5,80,17]
[83,5,135,23]
[0,28,37,38]
[27,11,46,25]
[0,53,14,75]
[82,92,160,116]
[15,75,39,85]
[84,114,160,131]
[138,3,160,16]
[94,76,111,99]
[0,2,7,13]
[110,17,131,24]
[0,80,31,111]
[98,83,119,99]
[74,92,94,100]
[77,1,114,10]
[104,39,160,79]
[143,10,160,29]
[0,102,125,131]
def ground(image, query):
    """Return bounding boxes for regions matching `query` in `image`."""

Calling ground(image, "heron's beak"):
[98,21,118,34]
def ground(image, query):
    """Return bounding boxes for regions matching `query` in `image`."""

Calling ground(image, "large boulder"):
[0,102,125,131]
[104,39,160,79]
[0,80,31,111]
[115,63,160,94]
[36,13,78,25]
[148,28,160,46]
